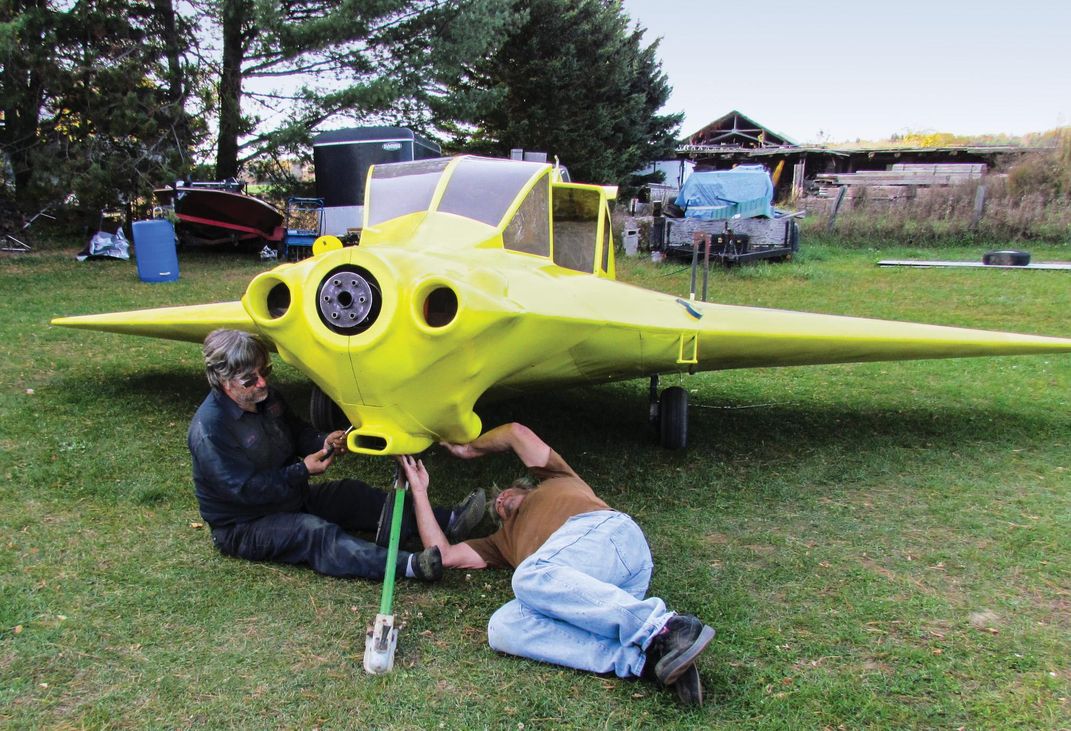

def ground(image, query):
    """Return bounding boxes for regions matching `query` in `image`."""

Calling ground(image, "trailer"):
[663,214,799,267]
[658,166,800,267]
[312,127,441,237]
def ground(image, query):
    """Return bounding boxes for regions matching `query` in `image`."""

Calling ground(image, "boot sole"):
[657,625,716,686]
[673,663,704,706]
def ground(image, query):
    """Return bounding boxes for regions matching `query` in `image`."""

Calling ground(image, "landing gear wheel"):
[659,386,688,450]
[309,383,348,432]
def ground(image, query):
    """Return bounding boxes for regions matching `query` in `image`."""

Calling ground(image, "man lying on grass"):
[396,422,715,706]
[188,329,485,582]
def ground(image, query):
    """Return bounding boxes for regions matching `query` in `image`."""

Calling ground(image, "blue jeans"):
[211,478,449,580]
[487,511,673,677]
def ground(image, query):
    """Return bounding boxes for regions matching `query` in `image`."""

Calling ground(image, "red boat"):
[154,182,284,247]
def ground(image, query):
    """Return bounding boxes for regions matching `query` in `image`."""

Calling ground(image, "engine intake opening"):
[267,282,291,319]
[355,434,388,452]
[422,286,458,328]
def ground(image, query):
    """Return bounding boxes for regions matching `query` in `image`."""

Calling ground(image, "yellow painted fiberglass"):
[53,156,1071,454]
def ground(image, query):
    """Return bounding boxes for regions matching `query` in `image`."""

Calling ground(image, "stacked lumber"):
[811,163,986,200]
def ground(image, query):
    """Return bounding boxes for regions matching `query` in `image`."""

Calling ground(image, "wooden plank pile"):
[811,163,986,200]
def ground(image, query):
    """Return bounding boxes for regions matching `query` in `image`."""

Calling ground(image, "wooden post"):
[791,160,806,201]
[701,235,712,302]
[971,185,987,227]
[827,185,847,233]
[690,232,706,300]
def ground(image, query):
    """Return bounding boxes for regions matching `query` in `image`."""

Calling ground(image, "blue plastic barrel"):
[133,220,179,283]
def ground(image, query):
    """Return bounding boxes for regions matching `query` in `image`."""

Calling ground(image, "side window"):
[502,177,550,256]
[552,187,599,273]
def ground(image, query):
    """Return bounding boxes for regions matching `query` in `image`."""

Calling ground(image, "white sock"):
[404,554,416,578]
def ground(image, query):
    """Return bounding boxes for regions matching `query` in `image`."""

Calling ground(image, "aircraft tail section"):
[50,301,255,344]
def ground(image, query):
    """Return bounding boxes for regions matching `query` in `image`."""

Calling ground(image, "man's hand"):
[324,430,349,456]
[439,442,482,460]
[398,453,488,571]
[304,448,335,475]
[395,455,429,495]
[441,423,551,469]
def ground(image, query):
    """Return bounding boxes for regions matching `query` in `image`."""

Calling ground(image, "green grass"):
[2,240,1070,729]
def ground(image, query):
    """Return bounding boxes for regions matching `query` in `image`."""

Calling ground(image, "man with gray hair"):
[188,329,484,582]
[397,423,715,706]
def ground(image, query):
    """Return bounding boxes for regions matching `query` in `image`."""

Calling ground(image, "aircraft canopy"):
[366,156,549,228]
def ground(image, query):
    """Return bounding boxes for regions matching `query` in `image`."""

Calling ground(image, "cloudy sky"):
[620,0,1070,143]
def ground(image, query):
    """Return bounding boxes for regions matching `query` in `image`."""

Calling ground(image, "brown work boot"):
[446,489,486,542]
[643,614,715,686]
[409,546,442,582]
[672,663,704,707]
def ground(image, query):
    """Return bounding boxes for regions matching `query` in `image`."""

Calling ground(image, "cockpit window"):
[553,187,600,273]
[437,157,546,226]
[366,158,450,227]
[502,174,550,256]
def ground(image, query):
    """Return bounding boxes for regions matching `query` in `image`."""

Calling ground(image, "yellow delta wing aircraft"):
[53,156,1071,454]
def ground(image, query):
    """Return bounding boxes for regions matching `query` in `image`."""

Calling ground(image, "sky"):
[620,0,1070,144]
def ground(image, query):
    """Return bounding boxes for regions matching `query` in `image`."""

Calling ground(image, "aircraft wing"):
[50,301,256,344]
[691,300,1071,369]
[461,273,1071,397]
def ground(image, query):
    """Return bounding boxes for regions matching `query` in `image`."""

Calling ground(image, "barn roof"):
[685,110,796,148]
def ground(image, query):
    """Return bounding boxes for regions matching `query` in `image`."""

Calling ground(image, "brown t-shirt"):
[464,449,611,569]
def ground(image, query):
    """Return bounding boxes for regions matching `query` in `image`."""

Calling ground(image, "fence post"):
[971,185,987,228]
[827,185,847,233]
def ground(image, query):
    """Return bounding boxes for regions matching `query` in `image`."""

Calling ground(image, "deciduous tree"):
[201,0,517,180]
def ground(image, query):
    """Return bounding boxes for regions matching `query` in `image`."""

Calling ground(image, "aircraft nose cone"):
[317,265,382,334]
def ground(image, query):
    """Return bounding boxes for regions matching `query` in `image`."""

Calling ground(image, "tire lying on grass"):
[982,250,1030,266]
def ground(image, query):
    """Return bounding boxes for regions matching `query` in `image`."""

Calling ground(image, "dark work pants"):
[211,478,450,580]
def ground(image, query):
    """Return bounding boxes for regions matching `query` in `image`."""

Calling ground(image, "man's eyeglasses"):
[236,364,272,387]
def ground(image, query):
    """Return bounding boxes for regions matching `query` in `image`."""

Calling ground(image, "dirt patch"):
[968,609,1001,634]
[743,544,775,555]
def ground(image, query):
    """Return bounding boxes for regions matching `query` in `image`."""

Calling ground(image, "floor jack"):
[363,465,406,674]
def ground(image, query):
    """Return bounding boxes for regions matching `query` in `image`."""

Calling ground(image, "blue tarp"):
[674,165,774,220]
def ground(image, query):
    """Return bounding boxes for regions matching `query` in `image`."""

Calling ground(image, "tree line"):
[0,0,680,219]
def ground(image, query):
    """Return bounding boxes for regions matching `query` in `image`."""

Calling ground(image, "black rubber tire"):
[309,383,348,432]
[659,386,688,450]
[982,250,1030,266]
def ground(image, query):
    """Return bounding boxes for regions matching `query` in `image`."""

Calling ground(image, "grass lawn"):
[2,238,1069,729]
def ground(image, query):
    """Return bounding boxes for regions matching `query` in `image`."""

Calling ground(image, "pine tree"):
[440,0,682,188]
[0,0,202,212]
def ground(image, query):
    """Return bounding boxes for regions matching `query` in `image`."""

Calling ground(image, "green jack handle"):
[378,464,407,616]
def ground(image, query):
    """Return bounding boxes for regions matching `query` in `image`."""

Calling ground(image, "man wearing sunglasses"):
[188,329,485,583]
